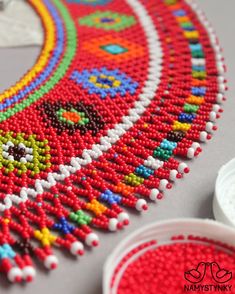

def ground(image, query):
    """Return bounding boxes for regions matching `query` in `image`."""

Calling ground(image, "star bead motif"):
[53,217,75,234]
[14,239,34,255]
[86,199,107,216]
[0,244,16,260]
[34,228,57,247]
[69,210,92,226]
[100,189,122,205]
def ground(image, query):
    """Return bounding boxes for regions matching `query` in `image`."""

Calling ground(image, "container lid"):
[214,158,235,227]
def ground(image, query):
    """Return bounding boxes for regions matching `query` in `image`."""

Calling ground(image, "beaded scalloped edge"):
[0,0,227,284]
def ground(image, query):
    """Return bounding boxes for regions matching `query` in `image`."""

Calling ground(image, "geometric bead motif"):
[100,189,122,205]
[83,35,144,62]
[178,112,196,123]
[34,228,57,247]
[69,210,92,226]
[102,44,128,55]
[135,165,154,179]
[86,199,107,216]
[153,147,173,161]
[39,101,104,135]
[70,68,138,99]
[167,131,185,142]
[172,121,191,132]
[183,103,199,113]
[56,108,89,126]
[79,11,136,31]
[53,217,75,235]
[124,173,144,186]
[14,239,34,255]
[0,244,16,260]
[160,139,177,151]
[0,131,51,176]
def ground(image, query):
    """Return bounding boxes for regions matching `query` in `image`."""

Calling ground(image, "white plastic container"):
[103,218,235,294]
[214,158,235,227]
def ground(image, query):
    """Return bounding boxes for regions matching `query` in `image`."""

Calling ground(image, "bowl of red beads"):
[103,218,235,294]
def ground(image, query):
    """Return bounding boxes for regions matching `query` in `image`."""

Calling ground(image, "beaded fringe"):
[0,0,226,283]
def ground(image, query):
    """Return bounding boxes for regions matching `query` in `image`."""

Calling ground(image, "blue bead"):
[191,87,206,96]
[192,65,205,72]
[190,44,202,51]
[100,190,121,205]
[135,165,154,179]
[178,113,196,123]
[173,9,186,16]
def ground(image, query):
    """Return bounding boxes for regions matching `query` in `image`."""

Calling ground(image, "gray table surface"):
[0,1,234,293]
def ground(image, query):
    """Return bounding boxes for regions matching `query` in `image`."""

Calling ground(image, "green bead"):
[192,71,206,80]
[69,210,92,225]
[164,0,177,5]
[124,173,144,186]
[191,50,204,58]
[181,22,193,28]
[153,147,172,161]
[184,104,199,113]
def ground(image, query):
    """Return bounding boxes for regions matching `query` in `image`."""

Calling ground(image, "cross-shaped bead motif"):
[53,217,75,234]
[34,228,57,246]
[69,210,92,226]
[0,244,16,260]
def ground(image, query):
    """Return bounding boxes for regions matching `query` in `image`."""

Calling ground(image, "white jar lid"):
[214,158,235,227]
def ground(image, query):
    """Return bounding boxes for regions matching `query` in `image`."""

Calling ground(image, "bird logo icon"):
[184,262,232,284]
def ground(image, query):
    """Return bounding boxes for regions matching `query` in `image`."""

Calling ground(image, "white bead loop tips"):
[199,131,209,142]
[70,241,84,256]
[85,233,99,247]
[108,218,121,231]
[7,267,23,283]
[169,170,180,181]
[135,199,148,211]
[187,142,202,158]
[118,212,130,226]
[178,162,190,174]
[159,179,172,191]
[22,266,36,283]
[149,188,161,201]
[44,255,59,270]
[206,122,217,133]
[187,148,195,159]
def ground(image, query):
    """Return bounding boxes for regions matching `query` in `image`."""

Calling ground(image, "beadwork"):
[40,101,104,135]
[0,0,226,283]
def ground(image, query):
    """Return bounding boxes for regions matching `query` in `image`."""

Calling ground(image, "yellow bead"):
[173,121,191,132]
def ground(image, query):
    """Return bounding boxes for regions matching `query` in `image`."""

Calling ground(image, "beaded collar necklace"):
[0,0,226,283]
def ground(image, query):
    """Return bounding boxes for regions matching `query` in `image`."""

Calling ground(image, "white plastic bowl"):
[214,158,235,227]
[103,218,235,294]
